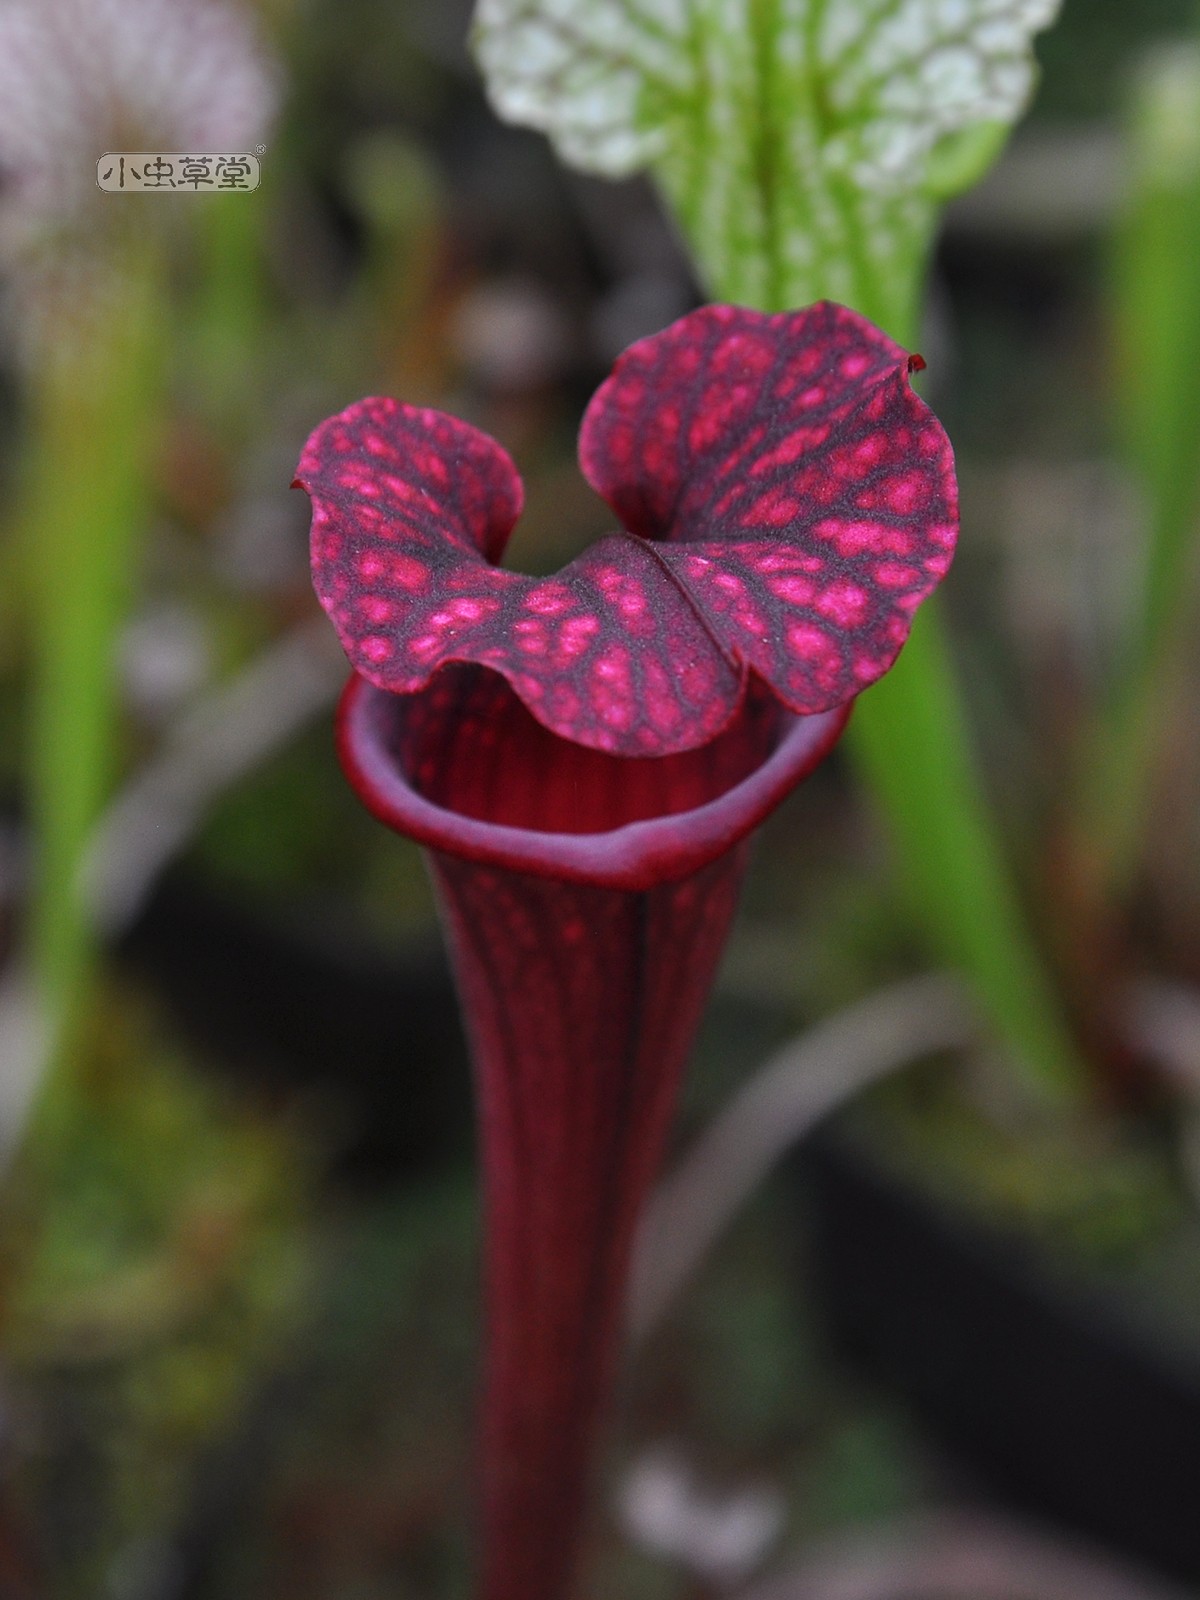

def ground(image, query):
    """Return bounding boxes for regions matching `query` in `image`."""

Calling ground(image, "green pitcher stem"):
[22,235,167,1143]
[848,602,1084,1098]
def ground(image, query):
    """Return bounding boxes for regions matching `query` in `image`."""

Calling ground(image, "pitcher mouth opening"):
[337,663,851,891]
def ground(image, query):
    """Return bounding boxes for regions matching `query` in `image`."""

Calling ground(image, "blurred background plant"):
[2,0,1200,1596]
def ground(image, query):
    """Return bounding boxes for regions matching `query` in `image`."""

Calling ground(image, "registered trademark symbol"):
[255,144,266,155]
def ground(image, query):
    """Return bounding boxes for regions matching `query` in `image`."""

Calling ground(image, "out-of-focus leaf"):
[23,241,167,1073]
[473,0,1061,324]
[1082,41,1200,891]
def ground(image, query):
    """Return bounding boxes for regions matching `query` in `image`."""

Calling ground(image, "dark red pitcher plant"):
[296,302,957,1600]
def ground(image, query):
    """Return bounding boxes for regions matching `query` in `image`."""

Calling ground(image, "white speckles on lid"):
[593,644,632,685]
[360,635,393,663]
[816,577,870,626]
[874,561,921,588]
[557,614,601,659]
[785,620,832,661]
[359,595,395,625]
[514,618,548,652]
[524,584,574,615]
[767,573,817,605]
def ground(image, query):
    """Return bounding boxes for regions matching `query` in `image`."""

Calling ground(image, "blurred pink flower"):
[0,0,279,246]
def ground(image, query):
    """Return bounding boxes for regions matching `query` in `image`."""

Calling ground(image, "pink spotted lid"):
[297,301,957,757]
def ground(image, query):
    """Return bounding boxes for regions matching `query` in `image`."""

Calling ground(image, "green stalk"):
[1079,44,1200,895]
[22,236,167,1113]
[848,601,1083,1093]
[845,276,1084,1099]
